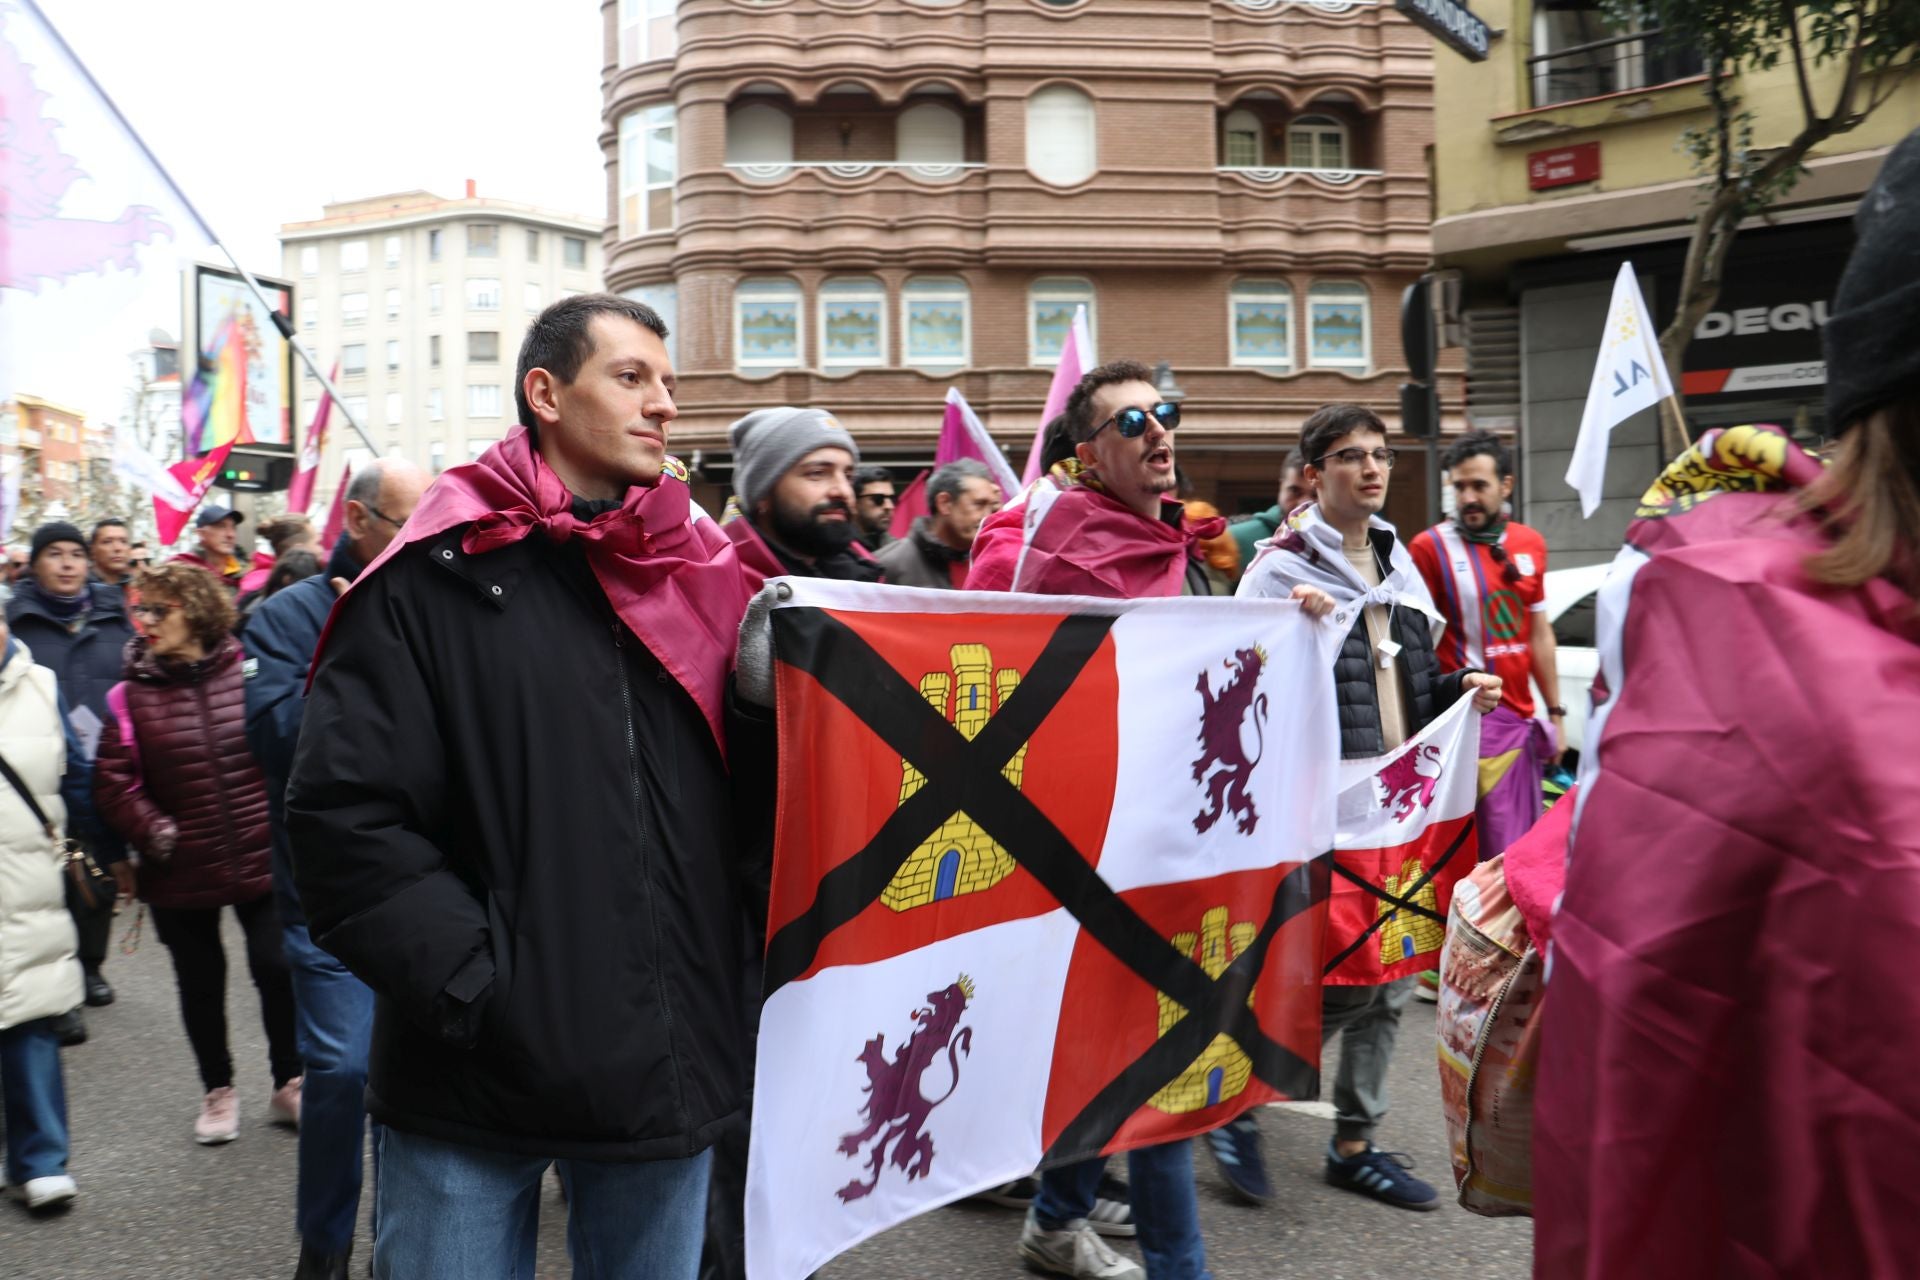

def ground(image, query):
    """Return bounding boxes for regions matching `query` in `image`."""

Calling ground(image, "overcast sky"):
[6,0,606,423]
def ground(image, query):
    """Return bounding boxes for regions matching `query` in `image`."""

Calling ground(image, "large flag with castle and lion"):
[745,580,1481,1278]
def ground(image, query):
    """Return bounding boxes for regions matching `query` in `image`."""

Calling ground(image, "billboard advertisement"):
[183,263,296,455]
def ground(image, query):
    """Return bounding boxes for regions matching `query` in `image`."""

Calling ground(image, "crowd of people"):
[0,135,1916,1280]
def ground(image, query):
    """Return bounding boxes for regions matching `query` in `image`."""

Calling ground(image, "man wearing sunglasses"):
[1408,431,1558,873]
[851,466,897,553]
[969,360,1225,1280]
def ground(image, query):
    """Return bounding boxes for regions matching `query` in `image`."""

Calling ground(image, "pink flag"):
[1020,304,1092,485]
[890,390,1020,537]
[153,439,236,546]
[319,462,352,548]
[286,365,338,513]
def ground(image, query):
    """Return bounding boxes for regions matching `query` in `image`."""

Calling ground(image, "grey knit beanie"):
[728,407,859,510]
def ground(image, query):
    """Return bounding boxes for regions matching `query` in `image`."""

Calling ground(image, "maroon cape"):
[313,427,752,749]
[965,479,1222,597]
[1533,426,1920,1277]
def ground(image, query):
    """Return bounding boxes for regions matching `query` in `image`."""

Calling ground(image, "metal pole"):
[24,0,376,457]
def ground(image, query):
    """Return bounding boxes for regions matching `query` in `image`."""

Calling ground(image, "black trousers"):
[64,872,114,973]
[150,893,301,1093]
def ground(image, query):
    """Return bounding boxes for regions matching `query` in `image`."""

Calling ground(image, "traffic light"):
[218,453,295,493]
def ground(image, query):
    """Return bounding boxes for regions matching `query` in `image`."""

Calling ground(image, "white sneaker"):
[1018,1209,1144,1279]
[195,1086,239,1145]
[9,1175,77,1210]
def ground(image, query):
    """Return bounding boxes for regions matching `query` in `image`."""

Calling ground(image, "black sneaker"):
[973,1175,1037,1209]
[1324,1141,1440,1211]
[1204,1115,1274,1205]
[83,969,114,1008]
[52,1008,86,1048]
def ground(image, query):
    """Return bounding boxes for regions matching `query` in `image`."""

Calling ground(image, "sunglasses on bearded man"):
[1091,401,1182,440]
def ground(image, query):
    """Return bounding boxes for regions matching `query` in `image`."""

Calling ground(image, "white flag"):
[1565,263,1675,517]
[111,425,191,506]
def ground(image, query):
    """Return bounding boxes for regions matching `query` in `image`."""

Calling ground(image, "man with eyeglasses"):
[1408,430,1558,870]
[968,360,1225,1280]
[1235,403,1500,1216]
[851,465,897,553]
[241,458,430,1280]
[171,505,248,594]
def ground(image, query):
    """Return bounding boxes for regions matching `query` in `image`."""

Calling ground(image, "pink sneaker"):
[269,1077,302,1129]
[195,1087,239,1145]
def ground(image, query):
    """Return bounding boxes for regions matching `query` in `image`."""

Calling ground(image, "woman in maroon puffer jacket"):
[95,563,300,1147]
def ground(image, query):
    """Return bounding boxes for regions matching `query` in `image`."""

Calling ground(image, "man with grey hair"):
[724,406,881,584]
[874,458,1002,589]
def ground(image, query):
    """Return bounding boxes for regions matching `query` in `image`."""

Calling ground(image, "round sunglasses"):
[1091,401,1182,440]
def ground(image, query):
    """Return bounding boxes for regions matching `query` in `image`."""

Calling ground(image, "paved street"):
[6,912,1531,1279]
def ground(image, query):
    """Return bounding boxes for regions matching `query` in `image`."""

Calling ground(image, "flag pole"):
[23,0,377,458]
[1663,391,1694,448]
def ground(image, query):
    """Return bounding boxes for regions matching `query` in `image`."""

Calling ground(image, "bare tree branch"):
[1785,0,1818,126]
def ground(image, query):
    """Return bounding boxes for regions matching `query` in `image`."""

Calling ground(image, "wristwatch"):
[1547,705,1568,717]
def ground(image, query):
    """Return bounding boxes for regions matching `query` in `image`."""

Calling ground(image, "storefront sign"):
[1394,0,1493,61]
[1679,235,1850,403]
[1528,142,1600,190]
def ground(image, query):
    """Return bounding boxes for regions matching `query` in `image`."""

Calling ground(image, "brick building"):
[600,0,1460,526]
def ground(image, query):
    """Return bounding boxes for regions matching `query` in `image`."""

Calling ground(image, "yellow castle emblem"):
[881,644,1029,912]
[1149,907,1256,1115]
[1378,855,1444,964]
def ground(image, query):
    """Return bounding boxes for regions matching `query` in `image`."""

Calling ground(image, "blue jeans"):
[1035,1142,1210,1280]
[374,1128,713,1280]
[0,1018,70,1185]
[284,922,377,1253]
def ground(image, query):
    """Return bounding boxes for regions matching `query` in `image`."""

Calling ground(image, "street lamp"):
[1153,360,1187,404]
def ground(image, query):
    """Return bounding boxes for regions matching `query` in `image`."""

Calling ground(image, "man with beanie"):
[7,522,135,1017]
[726,406,881,585]
[243,459,429,1280]
[172,505,247,594]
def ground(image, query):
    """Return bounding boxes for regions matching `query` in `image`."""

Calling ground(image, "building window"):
[302,399,318,423]
[902,276,970,370]
[385,288,401,321]
[467,438,496,462]
[384,234,402,268]
[526,229,540,262]
[467,224,499,257]
[429,283,444,314]
[1230,280,1293,370]
[428,387,444,422]
[726,101,795,178]
[430,335,442,368]
[619,0,677,66]
[299,246,318,277]
[344,395,369,423]
[467,385,501,418]
[734,277,803,371]
[1025,86,1096,187]
[896,102,965,166]
[468,331,500,363]
[430,441,446,474]
[341,292,368,325]
[385,339,401,370]
[819,277,886,370]
[342,344,367,375]
[563,236,587,269]
[384,391,402,425]
[1530,5,1705,107]
[524,282,543,313]
[620,106,676,237]
[1221,109,1263,167]
[1029,277,1094,366]
[428,228,443,262]
[1287,115,1348,171]
[624,285,679,364]
[300,298,316,330]
[1308,282,1370,371]
[340,240,368,272]
[467,278,501,311]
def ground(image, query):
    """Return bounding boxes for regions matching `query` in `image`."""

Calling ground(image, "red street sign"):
[1528,142,1601,190]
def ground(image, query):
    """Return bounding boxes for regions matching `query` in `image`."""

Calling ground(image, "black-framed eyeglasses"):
[132,602,178,621]
[1092,401,1182,440]
[362,503,404,529]
[1313,447,1397,469]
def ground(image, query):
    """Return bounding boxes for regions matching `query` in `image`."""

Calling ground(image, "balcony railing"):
[1527,29,1707,108]
[1233,0,1380,11]
[1217,165,1384,186]
[724,161,986,182]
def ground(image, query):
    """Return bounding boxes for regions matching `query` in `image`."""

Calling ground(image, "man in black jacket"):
[1233,403,1499,1214]
[243,458,428,1280]
[288,295,752,1280]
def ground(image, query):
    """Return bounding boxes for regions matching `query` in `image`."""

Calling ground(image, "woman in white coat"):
[0,613,92,1212]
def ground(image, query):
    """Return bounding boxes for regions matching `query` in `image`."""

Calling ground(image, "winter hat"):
[1824,125,1920,436]
[727,407,858,510]
[28,521,86,564]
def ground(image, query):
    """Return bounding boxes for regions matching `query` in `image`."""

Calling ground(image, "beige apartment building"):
[602,0,1459,527]
[279,188,603,493]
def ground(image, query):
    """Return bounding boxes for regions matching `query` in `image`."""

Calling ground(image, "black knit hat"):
[1824,126,1920,436]
[28,522,86,564]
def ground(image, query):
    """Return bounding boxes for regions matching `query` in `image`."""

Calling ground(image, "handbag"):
[0,749,115,912]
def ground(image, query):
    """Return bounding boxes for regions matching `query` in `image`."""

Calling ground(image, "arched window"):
[1221,109,1263,168]
[1287,114,1349,170]
[1307,282,1370,371]
[1025,86,1096,187]
[726,102,794,178]
[1230,280,1293,370]
[735,278,804,372]
[619,106,676,237]
[619,0,677,67]
[819,277,887,370]
[1029,277,1095,367]
[901,276,970,370]
[896,102,966,166]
